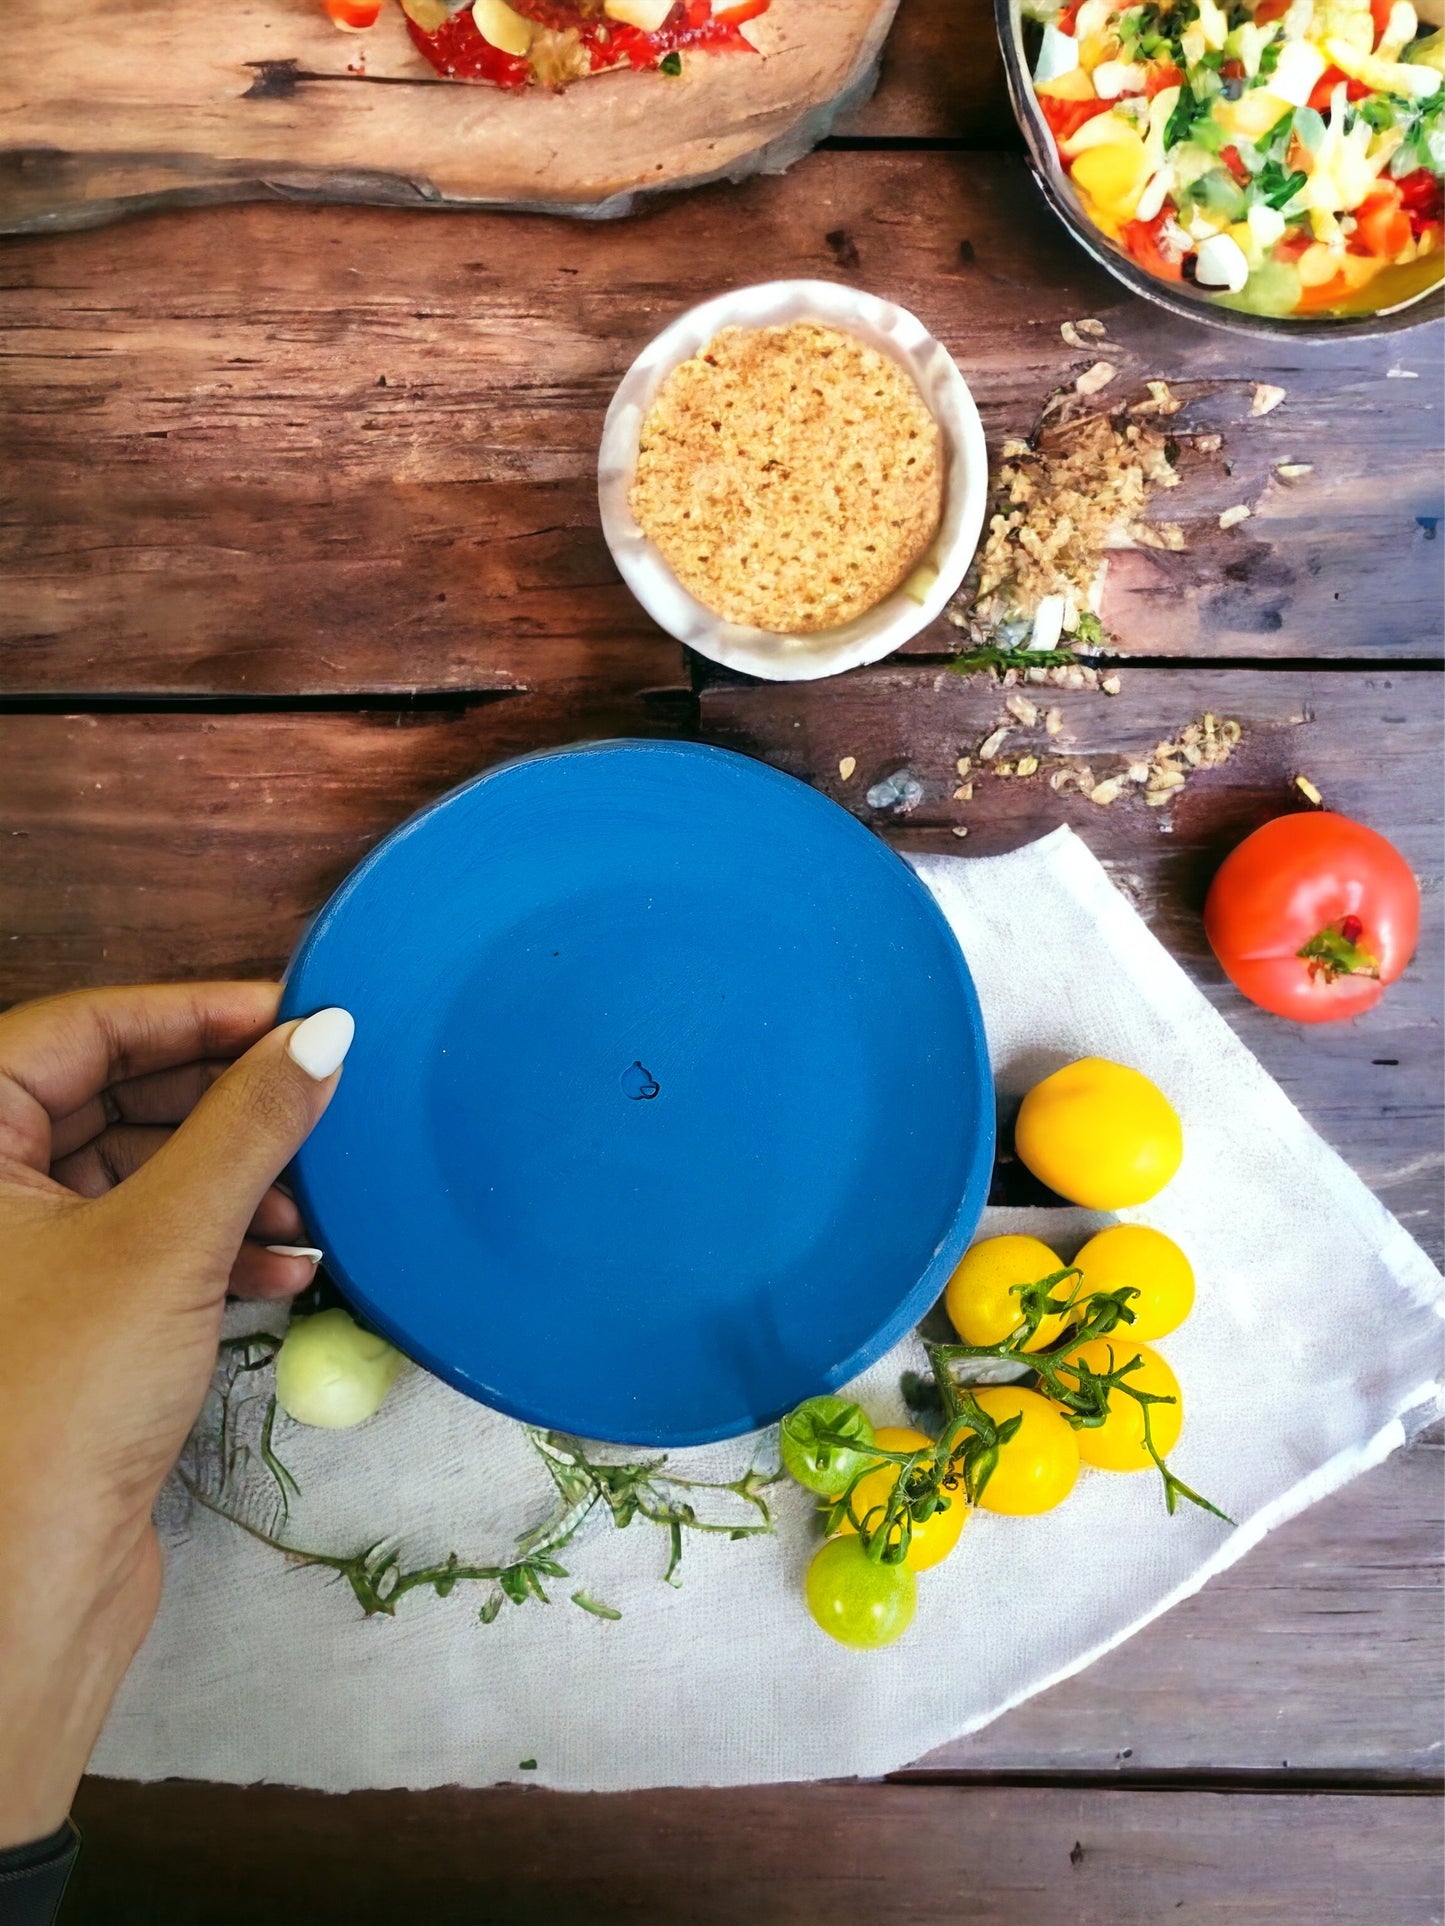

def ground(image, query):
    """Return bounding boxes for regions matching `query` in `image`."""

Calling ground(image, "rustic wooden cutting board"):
[0,0,900,233]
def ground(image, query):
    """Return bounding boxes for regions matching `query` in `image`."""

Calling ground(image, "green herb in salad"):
[1027,0,1444,316]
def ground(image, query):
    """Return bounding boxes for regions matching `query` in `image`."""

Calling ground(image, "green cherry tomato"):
[275,1307,403,1429]
[805,1536,917,1650]
[780,1395,877,1497]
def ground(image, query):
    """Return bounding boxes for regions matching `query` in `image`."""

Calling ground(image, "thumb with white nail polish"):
[110,1007,355,1283]
[288,1007,355,1081]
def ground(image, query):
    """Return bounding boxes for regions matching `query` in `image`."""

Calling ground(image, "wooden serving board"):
[0,0,899,233]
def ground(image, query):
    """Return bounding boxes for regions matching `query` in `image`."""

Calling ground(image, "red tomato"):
[1145,60,1184,97]
[324,0,381,25]
[714,0,769,21]
[1353,181,1412,258]
[1057,1,1084,31]
[1121,210,1186,280]
[1308,66,1372,109]
[1274,228,1314,262]
[1398,168,1445,235]
[1254,0,1292,19]
[1039,93,1112,144]
[1219,143,1251,185]
[1204,813,1420,1023]
[1370,0,1392,44]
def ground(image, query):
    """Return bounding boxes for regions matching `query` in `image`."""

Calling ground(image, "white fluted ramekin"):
[598,279,988,683]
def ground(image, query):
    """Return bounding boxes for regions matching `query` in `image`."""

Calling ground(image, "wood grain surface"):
[3,669,1438,1254]
[701,664,1445,1256]
[0,0,1013,232]
[847,0,1016,142]
[0,0,901,230]
[2,170,1440,696]
[2,0,1442,1909]
[908,1429,1444,1778]
[65,1777,1445,1924]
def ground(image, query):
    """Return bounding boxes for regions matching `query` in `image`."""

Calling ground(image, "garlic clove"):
[472,0,535,55]
[604,0,678,29]
[1194,232,1251,291]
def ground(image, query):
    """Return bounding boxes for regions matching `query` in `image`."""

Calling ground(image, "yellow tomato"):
[1066,1336,1182,1471]
[1213,88,1291,143]
[1015,1058,1183,1209]
[1071,138,1151,225]
[837,1427,967,1571]
[1036,66,1096,102]
[967,1387,1079,1516]
[1077,27,1118,68]
[1072,1224,1195,1341]
[945,1234,1077,1350]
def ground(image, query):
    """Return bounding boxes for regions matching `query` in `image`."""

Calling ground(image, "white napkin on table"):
[91,826,1444,1792]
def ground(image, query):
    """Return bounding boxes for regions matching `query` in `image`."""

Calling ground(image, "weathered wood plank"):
[907,1433,1443,1777]
[704,662,1445,1255]
[842,0,1017,143]
[0,692,676,988]
[66,1778,1445,1924]
[0,0,1008,236]
[1,692,1438,1795]
[2,671,1440,1256]
[2,163,1440,696]
[0,0,899,232]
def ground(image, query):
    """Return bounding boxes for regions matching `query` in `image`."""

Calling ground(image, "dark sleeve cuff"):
[0,1820,80,1926]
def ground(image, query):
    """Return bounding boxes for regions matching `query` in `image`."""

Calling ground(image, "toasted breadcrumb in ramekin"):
[630,322,945,635]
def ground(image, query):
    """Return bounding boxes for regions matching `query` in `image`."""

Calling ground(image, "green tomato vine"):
[185,1262,1228,1634]
[180,1334,779,1626]
[794,1268,1230,1569]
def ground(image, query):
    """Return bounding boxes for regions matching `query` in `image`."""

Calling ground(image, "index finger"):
[0,982,283,1124]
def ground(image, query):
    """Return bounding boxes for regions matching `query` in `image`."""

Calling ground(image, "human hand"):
[0,984,354,1847]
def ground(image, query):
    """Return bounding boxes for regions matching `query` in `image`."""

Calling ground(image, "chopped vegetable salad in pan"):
[1024,0,1444,316]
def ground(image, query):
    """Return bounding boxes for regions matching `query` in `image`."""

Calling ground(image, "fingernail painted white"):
[265,1245,324,1262]
[287,1007,355,1081]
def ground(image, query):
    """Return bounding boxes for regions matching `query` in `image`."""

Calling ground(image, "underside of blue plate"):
[282,740,993,1446]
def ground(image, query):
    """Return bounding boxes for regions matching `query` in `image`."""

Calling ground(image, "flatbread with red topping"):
[329,0,772,90]
[2,0,899,230]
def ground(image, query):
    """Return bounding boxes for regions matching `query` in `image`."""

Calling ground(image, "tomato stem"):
[808,1266,1232,1546]
[1297,916,1379,982]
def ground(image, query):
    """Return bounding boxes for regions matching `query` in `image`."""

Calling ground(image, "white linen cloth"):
[92,826,1444,1792]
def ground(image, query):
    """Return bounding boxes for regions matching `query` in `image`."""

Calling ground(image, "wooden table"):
[2,1,1441,1917]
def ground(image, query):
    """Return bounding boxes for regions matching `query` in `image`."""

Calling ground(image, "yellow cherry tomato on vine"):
[1072,1224,1195,1342]
[944,1234,1076,1351]
[837,1426,968,1572]
[1015,1058,1183,1209]
[1066,1336,1183,1471]
[967,1386,1079,1516]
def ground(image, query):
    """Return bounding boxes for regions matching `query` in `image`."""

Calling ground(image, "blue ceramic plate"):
[282,741,993,1446]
